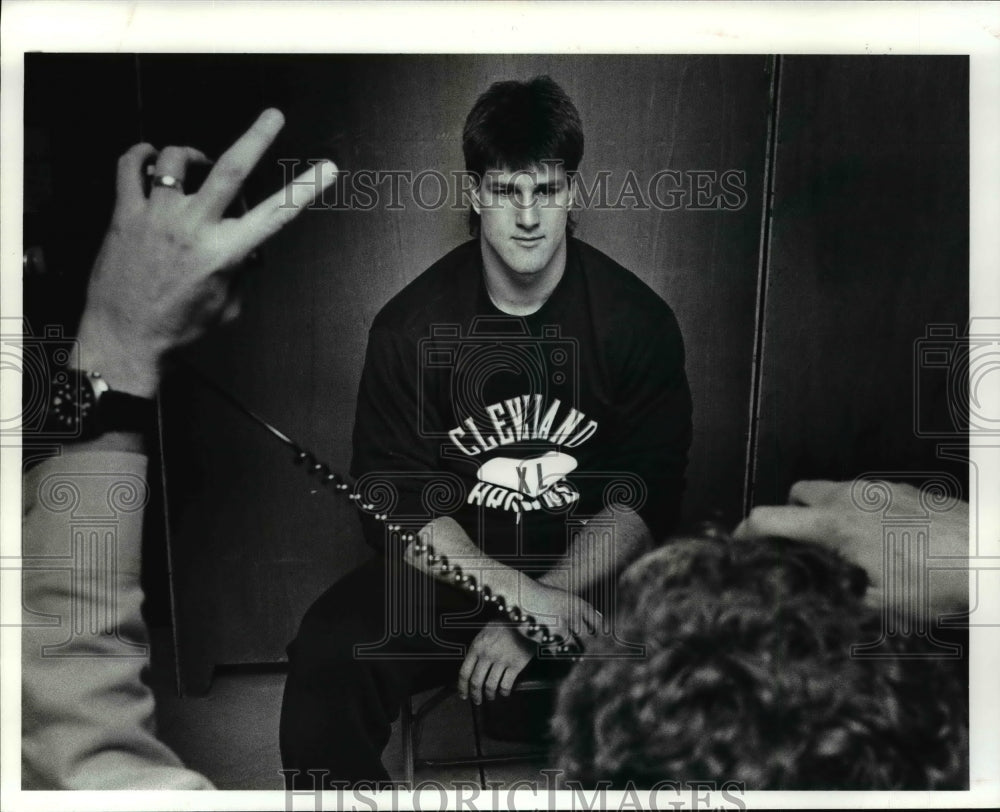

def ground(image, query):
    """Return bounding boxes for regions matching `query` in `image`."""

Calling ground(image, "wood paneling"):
[751,56,969,506]
[24,55,966,694]
[23,54,141,330]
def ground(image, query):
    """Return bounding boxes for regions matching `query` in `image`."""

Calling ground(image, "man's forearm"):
[60,432,147,455]
[403,516,524,604]
[402,516,600,644]
[537,507,653,595]
[22,453,212,789]
[404,509,653,603]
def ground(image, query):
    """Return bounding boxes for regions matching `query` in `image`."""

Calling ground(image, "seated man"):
[280,75,693,786]
[551,523,968,790]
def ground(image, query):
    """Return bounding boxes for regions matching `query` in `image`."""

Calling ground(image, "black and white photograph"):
[2,2,998,810]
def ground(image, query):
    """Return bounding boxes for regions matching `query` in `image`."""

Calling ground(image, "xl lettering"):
[515,462,545,495]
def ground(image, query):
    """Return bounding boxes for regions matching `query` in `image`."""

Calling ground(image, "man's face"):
[472,162,575,278]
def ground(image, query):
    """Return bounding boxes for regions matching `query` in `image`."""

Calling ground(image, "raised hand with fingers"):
[73,108,338,397]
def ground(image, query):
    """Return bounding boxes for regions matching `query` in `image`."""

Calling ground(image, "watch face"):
[48,369,97,437]
[39,368,152,441]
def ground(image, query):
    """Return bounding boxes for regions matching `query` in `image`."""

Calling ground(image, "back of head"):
[551,532,968,789]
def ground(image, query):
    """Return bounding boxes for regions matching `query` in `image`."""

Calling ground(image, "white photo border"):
[2,2,998,810]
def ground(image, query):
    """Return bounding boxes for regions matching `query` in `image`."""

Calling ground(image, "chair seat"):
[401,678,559,785]
[478,678,559,742]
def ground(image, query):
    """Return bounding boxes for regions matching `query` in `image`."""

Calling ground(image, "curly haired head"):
[551,532,968,789]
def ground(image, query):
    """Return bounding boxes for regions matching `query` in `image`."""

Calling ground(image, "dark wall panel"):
[146,55,767,689]
[24,54,141,331]
[567,56,770,525]
[752,56,969,506]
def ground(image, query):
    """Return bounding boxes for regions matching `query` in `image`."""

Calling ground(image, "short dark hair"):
[462,75,584,236]
[551,531,968,790]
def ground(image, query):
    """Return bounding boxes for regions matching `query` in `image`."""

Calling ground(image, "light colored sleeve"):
[21,451,214,790]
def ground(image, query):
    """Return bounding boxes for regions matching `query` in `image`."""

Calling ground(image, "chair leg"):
[401,695,415,788]
[408,685,551,775]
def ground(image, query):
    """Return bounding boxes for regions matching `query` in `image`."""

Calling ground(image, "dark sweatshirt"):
[350,237,692,568]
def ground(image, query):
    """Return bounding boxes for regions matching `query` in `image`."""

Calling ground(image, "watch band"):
[97,389,158,436]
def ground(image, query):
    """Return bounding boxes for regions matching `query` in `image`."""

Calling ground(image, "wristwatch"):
[45,367,157,440]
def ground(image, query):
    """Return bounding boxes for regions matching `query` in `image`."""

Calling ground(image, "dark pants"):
[279,555,495,787]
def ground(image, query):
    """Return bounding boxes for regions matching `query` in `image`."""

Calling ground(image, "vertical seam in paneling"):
[742,55,783,517]
[134,54,145,143]
[134,54,187,696]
